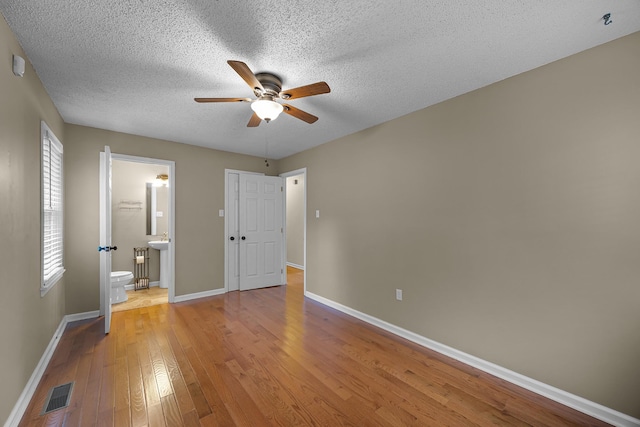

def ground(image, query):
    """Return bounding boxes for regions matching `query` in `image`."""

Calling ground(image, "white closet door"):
[239,174,284,290]
[227,173,240,291]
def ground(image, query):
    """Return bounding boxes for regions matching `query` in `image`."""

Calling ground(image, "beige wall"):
[2,5,639,421]
[279,32,640,418]
[286,174,304,267]
[0,16,66,423]
[111,160,169,281]
[64,124,273,314]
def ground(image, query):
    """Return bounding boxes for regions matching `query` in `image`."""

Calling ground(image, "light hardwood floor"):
[112,286,168,313]
[19,267,609,426]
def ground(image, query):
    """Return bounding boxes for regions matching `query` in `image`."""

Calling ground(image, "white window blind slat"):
[42,122,64,291]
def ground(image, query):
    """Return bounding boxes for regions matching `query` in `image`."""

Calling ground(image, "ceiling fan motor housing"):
[254,73,283,97]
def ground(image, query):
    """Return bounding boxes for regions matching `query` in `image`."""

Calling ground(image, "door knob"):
[230,236,235,241]
[241,236,246,240]
[98,245,118,252]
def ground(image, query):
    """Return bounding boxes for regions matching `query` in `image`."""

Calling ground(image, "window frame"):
[41,121,65,296]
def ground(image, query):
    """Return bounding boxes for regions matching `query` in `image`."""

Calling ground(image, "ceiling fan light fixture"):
[251,98,284,122]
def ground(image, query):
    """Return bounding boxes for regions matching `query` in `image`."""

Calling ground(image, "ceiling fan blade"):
[280,82,330,100]
[194,97,251,103]
[282,104,318,124]
[247,112,261,127]
[227,60,264,93]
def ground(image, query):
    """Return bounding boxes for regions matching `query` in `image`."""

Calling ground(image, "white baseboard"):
[286,262,305,270]
[64,310,100,323]
[304,291,640,427]
[174,288,226,303]
[124,281,159,291]
[4,310,100,427]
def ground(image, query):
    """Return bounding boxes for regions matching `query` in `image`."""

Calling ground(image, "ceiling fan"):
[195,60,330,127]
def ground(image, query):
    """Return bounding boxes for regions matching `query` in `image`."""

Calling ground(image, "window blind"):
[42,126,64,288]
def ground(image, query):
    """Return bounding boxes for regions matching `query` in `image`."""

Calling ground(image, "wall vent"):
[42,382,73,414]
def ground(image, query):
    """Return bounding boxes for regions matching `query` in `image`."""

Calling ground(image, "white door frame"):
[99,147,112,333]
[109,153,176,303]
[280,168,307,294]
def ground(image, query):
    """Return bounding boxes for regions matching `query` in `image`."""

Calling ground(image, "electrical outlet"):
[396,289,403,301]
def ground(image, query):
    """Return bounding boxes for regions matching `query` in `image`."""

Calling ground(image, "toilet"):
[111,271,133,304]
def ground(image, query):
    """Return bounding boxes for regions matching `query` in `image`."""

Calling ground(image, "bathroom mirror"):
[146,183,169,236]
[146,183,153,235]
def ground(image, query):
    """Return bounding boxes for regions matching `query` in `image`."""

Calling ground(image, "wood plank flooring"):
[19,267,610,426]
[112,287,168,313]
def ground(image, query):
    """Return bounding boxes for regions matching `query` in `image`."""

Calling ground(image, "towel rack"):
[133,247,150,290]
[119,200,143,211]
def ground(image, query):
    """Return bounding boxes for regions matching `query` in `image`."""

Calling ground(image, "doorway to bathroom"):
[101,152,176,316]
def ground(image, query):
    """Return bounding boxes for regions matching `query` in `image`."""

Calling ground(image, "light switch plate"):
[219,209,224,217]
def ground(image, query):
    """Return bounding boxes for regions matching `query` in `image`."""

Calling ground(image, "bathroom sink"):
[148,240,169,289]
[148,240,169,250]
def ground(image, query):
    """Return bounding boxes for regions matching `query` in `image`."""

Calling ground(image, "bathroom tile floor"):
[112,286,168,312]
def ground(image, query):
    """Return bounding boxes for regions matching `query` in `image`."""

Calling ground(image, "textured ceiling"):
[2,1,639,159]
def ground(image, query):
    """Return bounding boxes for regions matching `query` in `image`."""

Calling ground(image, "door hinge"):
[281,268,284,274]
[281,186,283,192]
[281,227,283,233]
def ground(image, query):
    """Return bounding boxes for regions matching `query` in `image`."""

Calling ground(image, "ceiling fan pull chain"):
[264,127,270,167]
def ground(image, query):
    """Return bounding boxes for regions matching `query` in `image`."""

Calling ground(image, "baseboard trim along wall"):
[64,310,100,323]
[304,291,640,427]
[173,288,226,303]
[4,310,100,427]
[286,262,305,270]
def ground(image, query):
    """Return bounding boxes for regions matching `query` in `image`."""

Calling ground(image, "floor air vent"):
[42,382,73,414]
